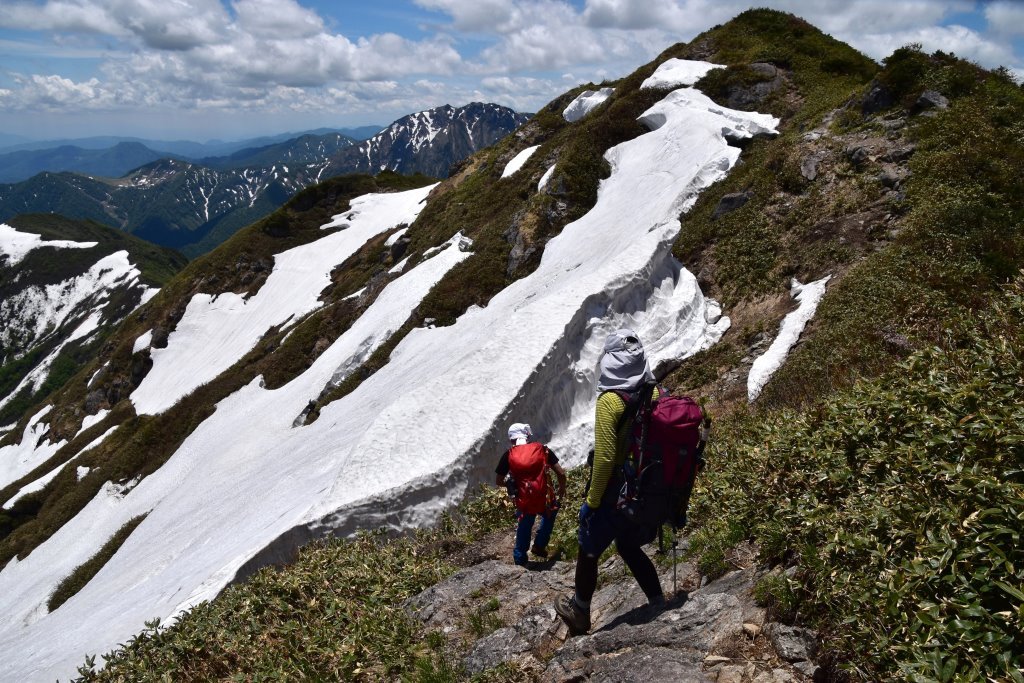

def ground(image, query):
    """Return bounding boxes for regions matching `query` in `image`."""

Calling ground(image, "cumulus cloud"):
[985,1,1024,38]
[1,0,1023,137]
[12,73,117,109]
[0,1,126,35]
[850,24,1019,68]
[232,0,323,39]
[583,0,709,32]
[413,0,517,32]
[0,0,231,50]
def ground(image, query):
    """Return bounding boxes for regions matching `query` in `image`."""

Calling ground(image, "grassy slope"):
[688,278,1024,680]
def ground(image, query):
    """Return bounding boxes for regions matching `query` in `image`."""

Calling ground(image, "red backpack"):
[508,442,553,515]
[615,384,705,528]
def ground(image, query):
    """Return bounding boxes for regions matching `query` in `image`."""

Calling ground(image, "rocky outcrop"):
[407,544,826,681]
[725,63,787,110]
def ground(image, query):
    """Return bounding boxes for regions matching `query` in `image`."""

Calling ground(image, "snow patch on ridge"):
[0,223,97,267]
[0,406,65,491]
[641,58,720,89]
[538,164,556,191]
[747,275,832,401]
[501,145,540,178]
[563,87,614,122]
[132,330,153,354]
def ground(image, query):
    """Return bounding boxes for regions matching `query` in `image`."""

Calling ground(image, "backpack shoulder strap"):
[612,386,652,434]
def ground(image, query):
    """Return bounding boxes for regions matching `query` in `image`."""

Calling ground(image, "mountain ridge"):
[0,103,530,257]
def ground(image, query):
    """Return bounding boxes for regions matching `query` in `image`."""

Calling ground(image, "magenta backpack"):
[614,384,705,529]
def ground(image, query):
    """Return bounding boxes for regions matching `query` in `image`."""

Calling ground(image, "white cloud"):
[413,0,517,32]
[232,0,322,39]
[0,1,126,35]
[583,0,707,32]
[1,0,1023,139]
[985,1,1024,38]
[13,74,117,109]
[848,24,1020,68]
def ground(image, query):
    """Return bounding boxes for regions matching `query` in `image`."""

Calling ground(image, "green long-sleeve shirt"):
[586,387,658,509]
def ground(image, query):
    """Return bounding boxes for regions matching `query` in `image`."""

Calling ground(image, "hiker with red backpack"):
[555,328,709,634]
[496,423,567,566]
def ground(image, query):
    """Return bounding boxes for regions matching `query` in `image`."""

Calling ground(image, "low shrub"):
[48,515,147,612]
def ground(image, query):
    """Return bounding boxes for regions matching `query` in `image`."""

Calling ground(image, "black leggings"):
[575,536,663,604]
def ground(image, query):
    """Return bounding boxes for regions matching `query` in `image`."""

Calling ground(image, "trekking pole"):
[672,524,678,594]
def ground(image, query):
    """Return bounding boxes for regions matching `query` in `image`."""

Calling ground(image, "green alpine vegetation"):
[48,514,148,612]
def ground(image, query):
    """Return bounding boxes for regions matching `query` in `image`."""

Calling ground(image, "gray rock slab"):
[543,592,744,681]
[916,90,949,110]
[465,605,559,675]
[695,568,764,624]
[405,560,523,626]
[764,622,819,663]
[794,660,825,681]
[717,664,746,683]
[712,191,753,219]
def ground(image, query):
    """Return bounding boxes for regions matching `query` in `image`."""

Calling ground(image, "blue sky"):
[0,0,1022,143]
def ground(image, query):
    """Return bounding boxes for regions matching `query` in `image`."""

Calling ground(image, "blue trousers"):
[513,509,557,565]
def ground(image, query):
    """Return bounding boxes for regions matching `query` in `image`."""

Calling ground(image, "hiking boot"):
[554,595,591,635]
[530,544,548,558]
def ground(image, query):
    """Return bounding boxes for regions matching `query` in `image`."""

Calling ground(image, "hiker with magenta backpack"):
[496,423,567,566]
[555,328,709,635]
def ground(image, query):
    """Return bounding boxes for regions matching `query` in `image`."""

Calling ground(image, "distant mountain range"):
[0,104,529,256]
[0,127,383,184]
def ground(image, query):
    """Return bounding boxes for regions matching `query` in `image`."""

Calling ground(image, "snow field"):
[0,248,153,414]
[130,185,437,415]
[0,407,65,492]
[0,224,98,267]
[0,251,143,351]
[747,275,832,401]
[0,310,104,413]
[0,201,471,682]
[0,60,779,681]
[1,413,118,510]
